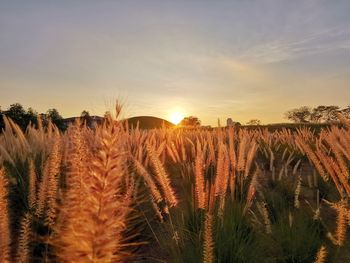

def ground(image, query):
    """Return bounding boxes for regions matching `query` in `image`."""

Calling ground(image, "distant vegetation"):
[0,103,66,131]
[285,105,350,123]
[246,119,261,125]
[179,116,201,127]
[2,103,350,133]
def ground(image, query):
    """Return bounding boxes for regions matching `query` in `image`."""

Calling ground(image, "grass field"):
[0,112,350,263]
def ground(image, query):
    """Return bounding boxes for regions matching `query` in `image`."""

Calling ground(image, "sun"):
[169,111,184,125]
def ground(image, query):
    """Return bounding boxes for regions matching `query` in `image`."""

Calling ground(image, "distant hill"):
[127,116,174,129]
[63,115,174,129]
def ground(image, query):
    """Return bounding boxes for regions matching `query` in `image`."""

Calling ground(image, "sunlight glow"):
[169,111,184,125]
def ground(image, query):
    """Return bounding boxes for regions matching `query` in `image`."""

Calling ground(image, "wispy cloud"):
[238,27,350,63]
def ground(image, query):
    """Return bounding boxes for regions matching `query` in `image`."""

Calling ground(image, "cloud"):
[238,27,350,64]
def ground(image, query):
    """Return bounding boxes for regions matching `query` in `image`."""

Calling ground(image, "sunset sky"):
[1,1,350,125]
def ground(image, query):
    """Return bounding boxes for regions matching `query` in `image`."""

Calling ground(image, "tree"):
[81,110,92,126]
[5,103,27,128]
[179,116,201,127]
[311,105,340,123]
[284,106,312,123]
[25,107,38,127]
[341,105,350,119]
[310,106,324,123]
[47,108,65,130]
[285,105,347,123]
[246,119,261,125]
[323,105,340,122]
[0,103,39,131]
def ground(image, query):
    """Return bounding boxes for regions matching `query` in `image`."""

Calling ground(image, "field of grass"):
[0,112,350,262]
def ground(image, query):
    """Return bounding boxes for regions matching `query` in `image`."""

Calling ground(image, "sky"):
[1,0,350,125]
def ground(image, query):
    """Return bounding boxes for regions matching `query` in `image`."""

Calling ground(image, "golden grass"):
[314,245,327,263]
[15,213,32,263]
[28,160,36,210]
[203,212,214,263]
[53,120,132,262]
[147,144,178,207]
[0,168,10,262]
[0,112,349,262]
[195,140,206,209]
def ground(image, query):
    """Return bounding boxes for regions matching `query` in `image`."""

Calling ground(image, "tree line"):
[0,102,110,133]
[284,105,350,123]
[0,103,68,131]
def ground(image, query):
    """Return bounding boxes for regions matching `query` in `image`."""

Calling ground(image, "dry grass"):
[0,168,10,263]
[0,112,349,262]
[314,245,327,263]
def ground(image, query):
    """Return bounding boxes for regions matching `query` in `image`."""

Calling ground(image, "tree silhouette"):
[0,103,38,130]
[180,116,201,127]
[47,108,65,130]
[81,110,92,126]
[341,105,350,118]
[284,106,312,123]
[311,105,340,123]
[26,107,38,127]
[285,105,347,123]
[5,103,27,128]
